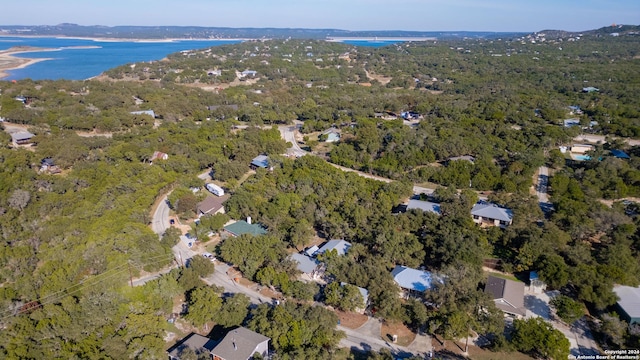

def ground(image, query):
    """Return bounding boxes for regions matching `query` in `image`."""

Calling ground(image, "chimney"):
[247,216,252,224]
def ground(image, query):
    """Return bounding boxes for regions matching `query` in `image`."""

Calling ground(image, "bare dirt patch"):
[380,321,415,347]
[336,310,368,329]
[431,337,535,360]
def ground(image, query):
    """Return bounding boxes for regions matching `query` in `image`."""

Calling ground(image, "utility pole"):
[127,262,133,288]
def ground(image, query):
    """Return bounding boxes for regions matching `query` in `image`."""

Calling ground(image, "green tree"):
[185,286,223,328]
[550,295,583,325]
[511,317,570,360]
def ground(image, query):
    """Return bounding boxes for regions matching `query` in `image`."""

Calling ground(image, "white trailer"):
[205,183,225,196]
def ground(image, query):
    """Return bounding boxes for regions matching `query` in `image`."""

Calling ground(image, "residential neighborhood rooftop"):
[613,285,640,323]
[471,202,513,223]
[197,195,229,216]
[484,275,526,317]
[250,155,270,169]
[391,265,437,292]
[211,327,270,360]
[317,239,352,256]
[290,253,320,274]
[223,220,267,237]
[167,333,217,360]
[407,199,441,215]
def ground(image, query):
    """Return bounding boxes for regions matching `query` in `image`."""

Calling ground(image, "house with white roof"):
[317,239,351,256]
[471,202,513,228]
[391,265,438,299]
[407,199,441,215]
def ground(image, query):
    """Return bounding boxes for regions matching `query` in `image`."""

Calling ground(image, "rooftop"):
[167,333,217,359]
[484,275,526,316]
[391,265,437,292]
[471,202,513,222]
[211,327,270,360]
[11,131,35,141]
[407,199,441,215]
[251,155,269,169]
[223,220,267,237]
[614,285,640,320]
[290,253,320,274]
[197,195,229,215]
[317,239,352,256]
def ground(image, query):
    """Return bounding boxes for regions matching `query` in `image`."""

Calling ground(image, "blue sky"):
[1,0,638,32]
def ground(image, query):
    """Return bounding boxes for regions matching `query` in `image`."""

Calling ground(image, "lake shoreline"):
[0,46,56,79]
[0,34,254,43]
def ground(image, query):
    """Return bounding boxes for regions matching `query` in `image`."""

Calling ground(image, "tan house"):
[196,195,229,217]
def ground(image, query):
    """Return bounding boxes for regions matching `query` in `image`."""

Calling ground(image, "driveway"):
[524,290,601,356]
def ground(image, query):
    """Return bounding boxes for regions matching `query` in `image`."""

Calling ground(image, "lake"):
[0,37,241,80]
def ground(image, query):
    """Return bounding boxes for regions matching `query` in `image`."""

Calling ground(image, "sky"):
[0,0,638,32]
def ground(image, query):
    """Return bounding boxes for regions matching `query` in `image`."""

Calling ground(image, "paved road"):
[278,124,307,157]
[151,195,171,235]
[536,166,550,203]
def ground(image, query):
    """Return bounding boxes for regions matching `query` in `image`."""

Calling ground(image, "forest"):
[0,27,639,358]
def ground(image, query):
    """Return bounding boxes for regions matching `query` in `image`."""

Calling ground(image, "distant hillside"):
[533,24,640,38]
[0,23,524,40]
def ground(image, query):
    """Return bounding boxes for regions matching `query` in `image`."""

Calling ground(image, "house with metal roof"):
[317,239,351,256]
[471,202,513,228]
[11,131,35,145]
[130,110,156,118]
[250,155,270,169]
[391,265,437,299]
[613,285,640,325]
[407,199,441,215]
[223,220,267,237]
[484,275,526,317]
[197,195,229,217]
[211,327,270,360]
[290,253,322,281]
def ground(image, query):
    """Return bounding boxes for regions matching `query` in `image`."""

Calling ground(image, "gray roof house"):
[168,327,270,360]
[317,239,352,256]
[471,202,513,228]
[250,155,270,169]
[614,285,640,325]
[290,253,322,280]
[11,131,35,145]
[211,327,270,360]
[484,275,526,317]
[223,220,267,237]
[407,199,441,215]
[391,265,438,298]
[167,333,217,360]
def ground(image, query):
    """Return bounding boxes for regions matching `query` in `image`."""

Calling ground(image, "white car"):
[202,253,216,262]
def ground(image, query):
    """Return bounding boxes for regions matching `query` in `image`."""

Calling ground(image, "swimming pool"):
[573,154,591,161]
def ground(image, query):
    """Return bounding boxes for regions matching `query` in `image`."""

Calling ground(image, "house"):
[613,285,640,325]
[168,327,270,360]
[167,333,217,360]
[471,202,513,228]
[568,105,583,115]
[223,220,267,237]
[197,195,229,217]
[484,275,526,317]
[240,70,257,77]
[40,158,61,174]
[563,118,581,128]
[391,265,438,299]
[406,199,441,215]
[150,151,168,163]
[130,110,156,118]
[304,245,319,257]
[290,253,323,280]
[447,155,475,164]
[11,131,35,145]
[582,86,599,93]
[570,144,594,154]
[611,149,631,159]
[250,155,270,169]
[325,132,341,143]
[211,327,270,360]
[317,239,351,256]
[340,282,369,314]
